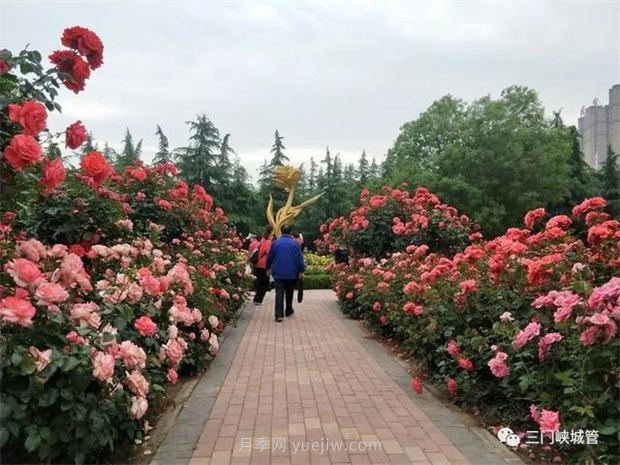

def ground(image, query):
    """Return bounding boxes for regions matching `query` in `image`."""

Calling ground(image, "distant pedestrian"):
[253,226,273,305]
[267,224,305,322]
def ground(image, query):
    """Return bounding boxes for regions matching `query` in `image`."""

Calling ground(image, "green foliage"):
[303,274,331,289]
[382,86,596,236]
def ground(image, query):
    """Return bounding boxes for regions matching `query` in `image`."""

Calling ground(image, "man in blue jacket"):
[266,224,305,322]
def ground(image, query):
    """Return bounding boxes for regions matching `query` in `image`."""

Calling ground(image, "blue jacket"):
[266,235,305,280]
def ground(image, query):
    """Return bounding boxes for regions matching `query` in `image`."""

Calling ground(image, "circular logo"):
[496,427,521,447]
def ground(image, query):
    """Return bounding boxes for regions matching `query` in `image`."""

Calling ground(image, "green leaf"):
[19,356,36,376]
[24,430,41,452]
[0,427,9,447]
[599,425,617,435]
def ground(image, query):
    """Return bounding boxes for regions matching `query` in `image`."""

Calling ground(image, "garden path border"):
[149,302,253,465]
[333,296,526,465]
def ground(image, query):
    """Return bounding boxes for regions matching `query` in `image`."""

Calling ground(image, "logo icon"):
[496,427,521,447]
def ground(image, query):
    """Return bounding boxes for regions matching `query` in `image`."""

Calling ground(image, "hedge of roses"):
[326,190,619,464]
[317,186,477,259]
[0,28,251,464]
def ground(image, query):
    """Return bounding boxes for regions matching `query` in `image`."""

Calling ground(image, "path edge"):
[148,301,253,465]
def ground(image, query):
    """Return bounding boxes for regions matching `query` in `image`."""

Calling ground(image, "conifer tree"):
[153,125,171,164]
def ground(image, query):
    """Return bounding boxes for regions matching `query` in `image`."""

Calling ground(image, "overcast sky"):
[1,1,618,179]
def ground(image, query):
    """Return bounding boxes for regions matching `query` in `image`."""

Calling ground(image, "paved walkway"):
[151,290,523,465]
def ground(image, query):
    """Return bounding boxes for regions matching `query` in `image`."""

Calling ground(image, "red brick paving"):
[187,291,503,465]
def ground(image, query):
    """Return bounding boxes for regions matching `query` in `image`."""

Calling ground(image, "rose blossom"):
[35,282,69,307]
[61,26,104,69]
[66,331,86,345]
[499,311,514,322]
[208,333,219,355]
[5,258,42,287]
[3,134,42,170]
[200,329,210,342]
[488,351,510,378]
[129,396,148,420]
[458,357,474,372]
[65,121,87,149]
[538,409,561,433]
[410,377,423,394]
[48,50,90,93]
[538,332,563,361]
[17,238,47,262]
[164,338,184,366]
[513,321,541,350]
[118,340,147,369]
[446,340,461,358]
[70,302,101,329]
[28,347,53,372]
[8,100,47,135]
[92,351,115,382]
[80,151,111,185]
[125,370,149,397]
[167,368,179,385]
[446,378,458,395]
[133,315,158,337]
[208,315,220,329]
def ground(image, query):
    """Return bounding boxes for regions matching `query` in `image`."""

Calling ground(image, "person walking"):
[253,226,273,305]
[267,224,305,322]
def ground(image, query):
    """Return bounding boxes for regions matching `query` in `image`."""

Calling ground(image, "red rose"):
[0,59,11,75]
[3,134,42,170]
[41,158,66,192]
[80,151,111,185]
[8,100,47,136]
[65,121,87,149]
[49,50,91,93]
[61,26,104,69]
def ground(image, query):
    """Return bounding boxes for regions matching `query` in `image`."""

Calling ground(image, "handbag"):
[297,277,304,303]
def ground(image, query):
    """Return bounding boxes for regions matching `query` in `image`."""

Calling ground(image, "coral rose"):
[81,151,111,185]
[70,302,101,329]
[410,377,423,394]
[41,158,66,192]
[0,291,36,327]
[92,351,115,382]
[8,100,47,135]
[133,315,158,337]
[61,26,104,69]
[48,50,91,93]
[35,282,69,307]
[167,368,179,385]
[5,258,42,287]
[65,121,87,149]
[118,340,147,369]
[3,134,42,170]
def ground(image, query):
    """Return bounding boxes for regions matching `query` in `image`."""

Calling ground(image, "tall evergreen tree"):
[269,130,289,167]
[602,144,620,217]
[116,129,142,169]
[175,115,221,190]
[357,150,370,186]
[103,142,118,164]
[369,156,379,179]
[153,125,171,164]
[308,157,318,192]
[81,132,98,154]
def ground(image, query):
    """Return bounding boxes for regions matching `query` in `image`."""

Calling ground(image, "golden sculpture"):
[266,165,323,236]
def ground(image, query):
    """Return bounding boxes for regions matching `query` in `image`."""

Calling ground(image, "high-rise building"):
[577,84,620,169]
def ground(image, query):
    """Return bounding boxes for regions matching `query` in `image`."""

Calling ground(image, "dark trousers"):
[274,279,297,318]
[253,268,269,303]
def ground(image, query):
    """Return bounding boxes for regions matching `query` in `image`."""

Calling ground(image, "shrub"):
[329,195,619,464]
[303,274,332,290]
[318,186,475,259]
[0,27,250,464]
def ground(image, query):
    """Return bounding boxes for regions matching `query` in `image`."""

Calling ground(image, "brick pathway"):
[152,290,523,465]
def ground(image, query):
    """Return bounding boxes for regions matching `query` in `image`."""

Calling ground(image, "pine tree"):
[116,129,142,169]
[369,156,379,179]
[308,157,318,192]
[175,115,221,190]
[153,125,171,164]
[358,150,370,186]
[269,130,289,168]
[602,144,620,216]
[218,133,235,184]
[103,142,118,164]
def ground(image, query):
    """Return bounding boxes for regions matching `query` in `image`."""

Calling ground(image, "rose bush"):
[317,186,476,259]
[327,192,619,464]
[0,28,250,464]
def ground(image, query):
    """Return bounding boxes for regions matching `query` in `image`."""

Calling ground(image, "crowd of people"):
[245,225,305,322]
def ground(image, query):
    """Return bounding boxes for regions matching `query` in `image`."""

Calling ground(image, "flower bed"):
[0,27,250,464]
[303,253,332,289]
[325,189,619,464]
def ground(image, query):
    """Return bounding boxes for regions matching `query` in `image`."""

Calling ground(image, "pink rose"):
[118,340,146,369]
[92,351,115,382]
[133,315,158,337]
[129,396,148,420]
[513,321,541,350]
[538,409,560,433]
[164,339,184,366]
[125,370,149,397]
[446,340,461,358]
[446,377,458,395]
[28,346,53,372]
[5,258,42,287]
[458,357,474,372]
[35,282,69,307]
[66,331,86,345]
[167,368,179,385]
[0,291,36,327]
[410,377,422,394]
[70,302,101,329]
[488,351,510,378]
[17,238,47,262]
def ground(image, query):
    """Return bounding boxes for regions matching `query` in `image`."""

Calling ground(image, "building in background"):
[578,84,620,169]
